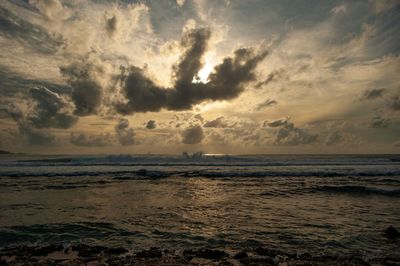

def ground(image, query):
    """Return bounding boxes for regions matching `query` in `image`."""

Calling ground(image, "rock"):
[71,244,106,257]
[384,226,400,239]
[136,247,162,259]
[241,256,275,265]
[233,251,248,259]
[254,247,282,257]
[299,252,312,259]
[183,249,228,260]
[31,245,63,256]
[105,247,128,255]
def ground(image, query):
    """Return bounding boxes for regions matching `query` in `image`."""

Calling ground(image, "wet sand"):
[1,244,399,265]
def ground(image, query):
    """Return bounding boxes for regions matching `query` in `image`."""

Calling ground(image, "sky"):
[0,0,399,154]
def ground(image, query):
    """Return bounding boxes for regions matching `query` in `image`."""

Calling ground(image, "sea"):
[0,154,399,258]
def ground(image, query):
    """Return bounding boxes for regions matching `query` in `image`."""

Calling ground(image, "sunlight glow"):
[193,58,215,83]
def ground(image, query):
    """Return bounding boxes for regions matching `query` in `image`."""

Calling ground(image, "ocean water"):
[0,154,399,257]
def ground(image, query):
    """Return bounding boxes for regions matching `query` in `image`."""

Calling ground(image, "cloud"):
[265,118,318,145]
[255,69,285,89]
[181,124,204,144]
[256,99,277,110]
[146,120,156,129]
[176,0,186,7]
[18,123,55,145]
[105,15,117,37]
[370,115,390,128]
[0,102,23,121]
[263,118,288,128]
[173,27,211,86]
[0,87,77,146]
[0,65,71,97]
[362,88,386,100]
[389,94,400,111]
[325,131,343,146]
[115,27,268,114]
[194,114,204,123]
[0,6,62,54]
[70,132,111,147]
[28,87,78,129]
[115,118,136,145]
[203,117,228,128]
[60,61,104,116]
[331,4,347,15]
[29,0,69,21]
[371,0,399,14]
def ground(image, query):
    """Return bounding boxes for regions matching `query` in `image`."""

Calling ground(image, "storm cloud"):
[115,28,268,114]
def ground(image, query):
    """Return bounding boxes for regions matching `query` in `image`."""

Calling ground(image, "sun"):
[193,57,215,83]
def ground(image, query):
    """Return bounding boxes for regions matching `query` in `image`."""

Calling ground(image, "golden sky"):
[0,0,399,154]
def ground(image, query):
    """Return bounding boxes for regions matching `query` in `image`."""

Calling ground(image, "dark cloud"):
[255,69,285,89]
[146,120,156,129]
[256,99,277,110]
[0,6,61,54]
[203,117,228,128]
[115,66,168,113]
[265,118,318,145]
[115,28,268,114]
[173,28,211,85]
[105,15,117,37]
[1,87,77,146]
[181,125,204,144]
[362,88,386,100]
[115,118,135,145]
[70,132,111,147]
[370,116,390,128]
[60,62,103,116]
[28,87,78,129]
[264,118,288,127]
[0,65,71,96]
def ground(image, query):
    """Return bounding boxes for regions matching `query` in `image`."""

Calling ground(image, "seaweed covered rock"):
[136,247,162,258]
[183,249,228,260]
[384,226,400,239]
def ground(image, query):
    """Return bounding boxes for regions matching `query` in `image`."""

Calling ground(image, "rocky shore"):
[1,244,399,266]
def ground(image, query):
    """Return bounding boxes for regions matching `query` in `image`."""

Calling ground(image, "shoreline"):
[1,244,399,265]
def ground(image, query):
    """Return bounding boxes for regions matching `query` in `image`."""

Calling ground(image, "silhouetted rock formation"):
[384,226,400,239]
